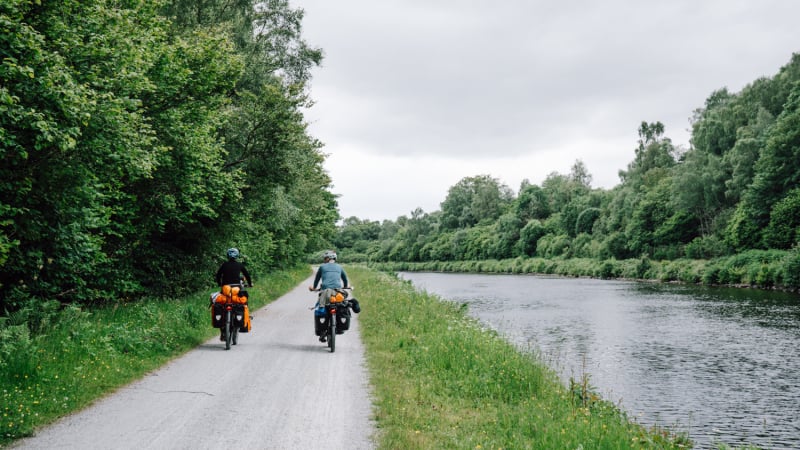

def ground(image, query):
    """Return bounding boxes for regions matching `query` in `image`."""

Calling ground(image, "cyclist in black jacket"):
[214,248,252,341]
[215,248,252,287]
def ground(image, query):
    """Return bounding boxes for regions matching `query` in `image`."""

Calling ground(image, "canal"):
[398,272,800,449]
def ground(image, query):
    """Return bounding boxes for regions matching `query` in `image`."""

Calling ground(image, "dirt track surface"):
[12,278,376,450]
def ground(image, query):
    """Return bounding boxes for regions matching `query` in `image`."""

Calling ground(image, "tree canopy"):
[0,0,337,311]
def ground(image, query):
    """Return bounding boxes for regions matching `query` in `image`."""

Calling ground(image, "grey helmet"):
[227,248,240,259]
[323,250,337,261]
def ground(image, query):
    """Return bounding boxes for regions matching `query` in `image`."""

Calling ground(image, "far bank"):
[366,250,800,293]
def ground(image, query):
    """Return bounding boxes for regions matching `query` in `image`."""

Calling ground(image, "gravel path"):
[12,278,376,450]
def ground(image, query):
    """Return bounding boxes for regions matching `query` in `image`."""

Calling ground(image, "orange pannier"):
[240,305,251,332]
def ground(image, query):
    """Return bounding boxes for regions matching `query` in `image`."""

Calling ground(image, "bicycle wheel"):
[225,311,232,350]
[329,315,336,353]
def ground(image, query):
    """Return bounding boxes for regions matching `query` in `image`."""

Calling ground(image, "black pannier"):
[211,303,225,328]
[336,303,351,333]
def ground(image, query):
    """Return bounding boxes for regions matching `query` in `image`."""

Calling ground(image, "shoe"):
[319,335,327,342]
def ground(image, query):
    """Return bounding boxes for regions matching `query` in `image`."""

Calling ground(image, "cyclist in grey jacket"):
[310,251,348,291]
[309,250,349,342]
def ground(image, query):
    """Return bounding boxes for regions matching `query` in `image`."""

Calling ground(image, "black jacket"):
[215,260,252,286]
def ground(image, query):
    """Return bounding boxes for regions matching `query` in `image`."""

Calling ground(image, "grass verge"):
[348,265,692,449]
[0,266,310,446]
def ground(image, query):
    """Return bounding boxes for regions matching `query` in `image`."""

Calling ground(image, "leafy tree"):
[539,160,593,228]
[515,220,546,256]
[488,212,521,259]
[575,207,601,235]
[671,149,727,236]
[440,175,512,230]
[515,182,550,222]
[619,122,676,186]
[600,232,631,260]
[722,107,774,204]
[690,89,740,157]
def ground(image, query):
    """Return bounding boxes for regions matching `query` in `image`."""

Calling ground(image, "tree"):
[671,149,727,236]
[440,175,512,230]
[722,107,775,204]
[489,213,521,259]
[730,84,800,249]
[515,220,546,256]
[515,183,550,222]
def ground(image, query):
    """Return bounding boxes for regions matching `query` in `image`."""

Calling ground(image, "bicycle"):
[211,283,252,350]
[311,287,359,353]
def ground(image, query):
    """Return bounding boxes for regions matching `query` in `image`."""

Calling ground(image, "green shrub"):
[781,247,800,289]
[685,235,730,259]
[702,265,721,284]
[677,260,704,283]
[636,255,652,279]
[598,260,616,279]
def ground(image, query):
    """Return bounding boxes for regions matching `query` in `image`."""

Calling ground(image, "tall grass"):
[0,266,310,445]
[348,266,691,449]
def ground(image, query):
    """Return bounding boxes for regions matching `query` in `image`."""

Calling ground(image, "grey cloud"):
[300,0,800,160]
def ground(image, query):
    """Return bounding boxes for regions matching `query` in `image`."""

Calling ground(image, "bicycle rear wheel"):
[329,316,336,353]
[225,311,232,350]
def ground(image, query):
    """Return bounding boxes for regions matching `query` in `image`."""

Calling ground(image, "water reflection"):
[399,272,800,450]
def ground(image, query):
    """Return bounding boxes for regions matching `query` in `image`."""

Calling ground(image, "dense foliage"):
[1,0,337,311]
[334,54,800,289]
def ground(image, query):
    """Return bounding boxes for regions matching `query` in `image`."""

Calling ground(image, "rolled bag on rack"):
[318,288,344,306]
[216,285,249,304]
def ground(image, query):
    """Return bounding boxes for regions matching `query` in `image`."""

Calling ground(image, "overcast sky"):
[292,0,800,222]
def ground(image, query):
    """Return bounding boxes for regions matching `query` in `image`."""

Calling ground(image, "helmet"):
[227,248,240,259]
[323,250,337,261]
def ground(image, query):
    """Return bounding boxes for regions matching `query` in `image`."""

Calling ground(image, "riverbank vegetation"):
[368,248,800,290]
[331,52,800,292]
[350,266,692,449]
[0,266,309,444]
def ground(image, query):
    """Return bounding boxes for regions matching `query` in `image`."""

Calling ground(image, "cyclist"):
[216,248,253,287]
[215,248,252,340]
[308,250,349,342]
